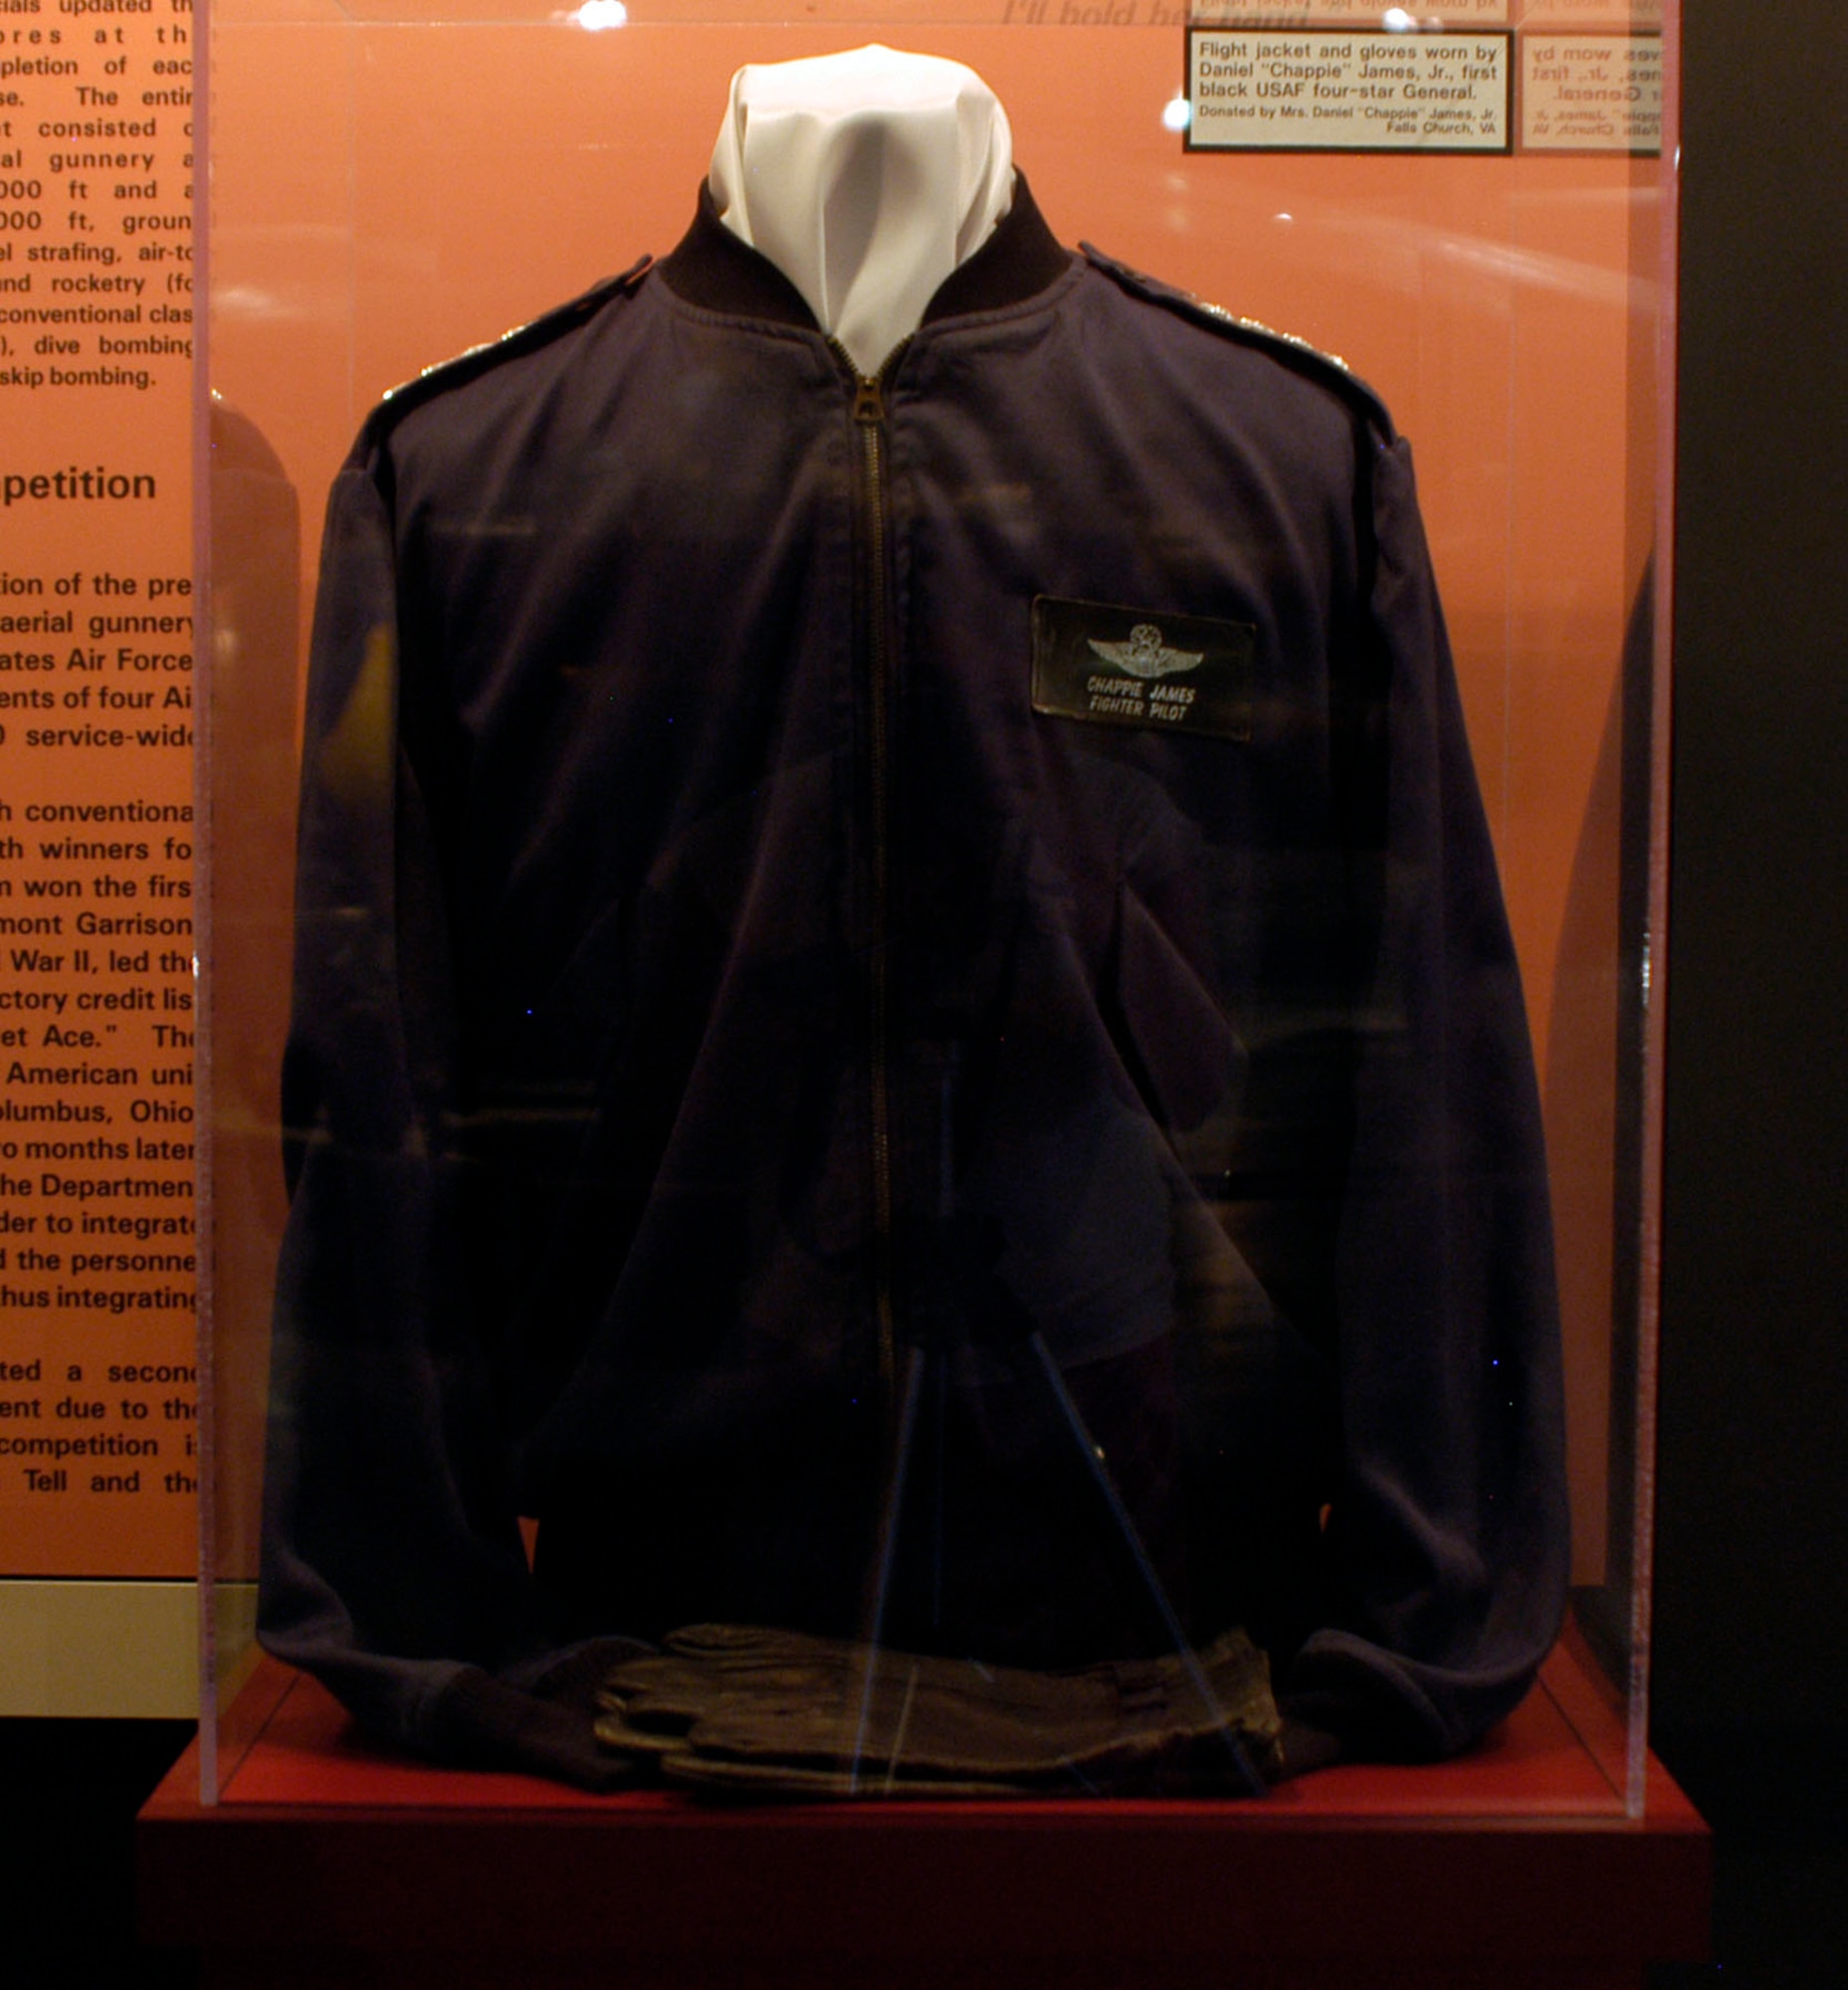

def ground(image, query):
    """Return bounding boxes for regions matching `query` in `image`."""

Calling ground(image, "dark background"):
[5,1,1846,1982]
[1649,0,1848,1981]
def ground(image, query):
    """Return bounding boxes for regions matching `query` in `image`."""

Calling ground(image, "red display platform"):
[139,1639,1710,1990]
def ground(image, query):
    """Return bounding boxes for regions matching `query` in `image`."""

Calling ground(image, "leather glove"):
[595,1622,1283,1797]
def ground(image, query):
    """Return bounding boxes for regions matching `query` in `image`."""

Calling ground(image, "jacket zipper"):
[835,335,909,1421]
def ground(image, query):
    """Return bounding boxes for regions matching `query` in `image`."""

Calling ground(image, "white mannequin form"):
[708,44,1015,376]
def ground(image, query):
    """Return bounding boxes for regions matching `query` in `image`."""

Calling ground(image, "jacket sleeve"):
[255,436,632,1786]
[1283,427,1570,1759]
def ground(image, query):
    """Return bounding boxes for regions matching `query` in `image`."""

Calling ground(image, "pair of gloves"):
[591,1622,1287,1798]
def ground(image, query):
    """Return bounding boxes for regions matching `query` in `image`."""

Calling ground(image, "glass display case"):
[197,0,1677,1823]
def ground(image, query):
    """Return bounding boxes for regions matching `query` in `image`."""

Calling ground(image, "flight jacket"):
[258,178,1569,1784]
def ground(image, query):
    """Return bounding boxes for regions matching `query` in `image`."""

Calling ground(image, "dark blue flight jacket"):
[259,179,1568,1784]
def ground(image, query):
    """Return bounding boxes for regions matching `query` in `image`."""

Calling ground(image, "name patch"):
[1031,596,1254,741]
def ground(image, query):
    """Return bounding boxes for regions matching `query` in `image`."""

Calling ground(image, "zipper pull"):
[853,374,885,424]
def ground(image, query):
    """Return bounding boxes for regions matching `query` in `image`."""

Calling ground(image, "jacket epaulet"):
[363,256,655,438]
[1081,243,1392,438]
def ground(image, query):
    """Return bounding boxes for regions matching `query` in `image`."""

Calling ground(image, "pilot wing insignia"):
[1087,623,1204,681]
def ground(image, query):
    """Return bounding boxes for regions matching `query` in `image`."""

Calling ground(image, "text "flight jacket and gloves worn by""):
[257,158,1569,1795]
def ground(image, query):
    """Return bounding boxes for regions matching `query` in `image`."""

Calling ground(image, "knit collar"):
[655,171,1073,336]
